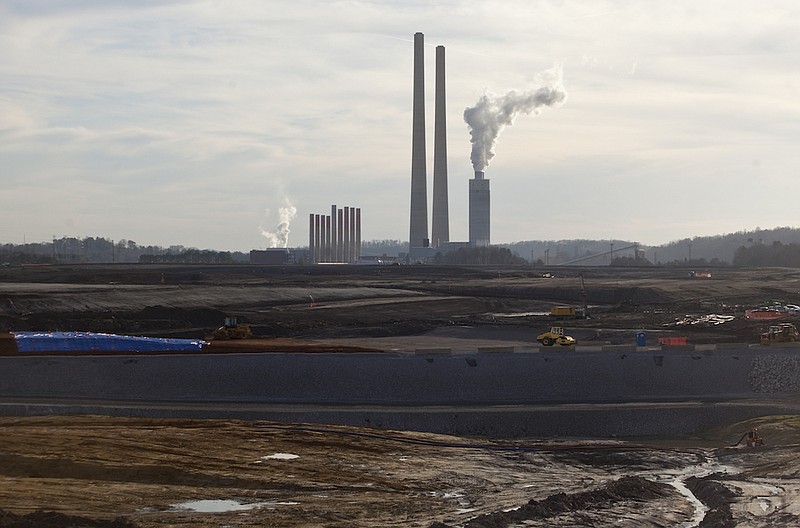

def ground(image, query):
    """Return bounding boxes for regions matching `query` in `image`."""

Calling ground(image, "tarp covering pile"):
[11,331,207,353]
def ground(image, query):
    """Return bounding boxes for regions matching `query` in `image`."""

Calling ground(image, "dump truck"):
[550,305,587,319]
[536,326,576,347]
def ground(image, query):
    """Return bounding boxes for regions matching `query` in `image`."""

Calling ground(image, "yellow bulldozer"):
[760,322,799,345]
[211,316,253,340]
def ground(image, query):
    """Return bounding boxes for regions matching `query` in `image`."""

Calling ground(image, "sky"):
[2,1,800,252]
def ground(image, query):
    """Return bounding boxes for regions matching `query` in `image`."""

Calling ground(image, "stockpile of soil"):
[430,476,676,527]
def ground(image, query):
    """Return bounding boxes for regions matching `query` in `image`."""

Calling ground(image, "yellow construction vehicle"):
[760,322,799,345]
[211,316,253,340]
[537,326,576,347]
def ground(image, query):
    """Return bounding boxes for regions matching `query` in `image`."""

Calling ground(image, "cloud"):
[2,0,800,249]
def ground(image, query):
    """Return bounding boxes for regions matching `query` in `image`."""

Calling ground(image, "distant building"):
[250,249,293,265]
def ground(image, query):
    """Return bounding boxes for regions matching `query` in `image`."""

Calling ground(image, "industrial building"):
[250,248,294,265]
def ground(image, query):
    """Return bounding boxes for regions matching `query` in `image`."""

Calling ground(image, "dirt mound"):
[431,475,674,528]
[0,510,136,528]
[685,477,737,528]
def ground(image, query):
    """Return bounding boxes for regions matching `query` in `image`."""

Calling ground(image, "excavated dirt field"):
[2,264,800,526]
[1,415,799,527]
[3,263,800,346]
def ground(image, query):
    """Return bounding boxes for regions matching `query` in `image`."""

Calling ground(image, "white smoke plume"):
[464,63,568,172]
[260,198,297,248]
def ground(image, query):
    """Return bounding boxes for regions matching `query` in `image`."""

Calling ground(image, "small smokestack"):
[469,172,490,248]
[314,214,321,263]
[308,214,315,263]
[337,208,344,262]
[355,208,362,261]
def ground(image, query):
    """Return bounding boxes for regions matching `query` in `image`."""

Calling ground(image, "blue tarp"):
[12,331,207,353]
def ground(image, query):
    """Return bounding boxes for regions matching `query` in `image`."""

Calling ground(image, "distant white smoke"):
[260,198,297,248]
[464,63,568,171]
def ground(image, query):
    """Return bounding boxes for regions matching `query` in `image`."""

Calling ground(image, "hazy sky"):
[3,1,800,251]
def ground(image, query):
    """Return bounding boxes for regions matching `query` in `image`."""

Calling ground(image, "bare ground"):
[0,416,799,527]
[3,264,800,526]
[3,264,800,346]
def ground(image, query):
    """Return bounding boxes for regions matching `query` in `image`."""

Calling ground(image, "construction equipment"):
[747,428,764,447]
[211,316,253,340]
[537,326,576,347]
[549,275,589,319]
[759,322,799,345]
[732,428,764,447]
[551,305,580,318]
[579,273,589,318]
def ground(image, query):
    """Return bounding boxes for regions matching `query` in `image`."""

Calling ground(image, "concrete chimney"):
[355,207,362,261]
[343,206,350,263]
[314,214,322,262]
[308,213,315,263]
[469,171,490,247]
[409,32,428,249]
[431,45,449,249]
[337,208,344,262]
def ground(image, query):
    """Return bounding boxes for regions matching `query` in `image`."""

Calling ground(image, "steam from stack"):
[464,63,568,171]
[260,200,297,248]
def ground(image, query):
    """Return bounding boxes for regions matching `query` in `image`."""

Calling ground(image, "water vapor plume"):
[464,63,567,171]
[260,198,297,248]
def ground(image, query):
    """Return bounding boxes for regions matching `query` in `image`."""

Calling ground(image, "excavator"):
[549,273,589,319]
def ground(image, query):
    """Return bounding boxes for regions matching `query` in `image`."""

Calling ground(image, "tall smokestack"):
[431,44,449,249]
[409,32,428,248]
[469,170,490,247]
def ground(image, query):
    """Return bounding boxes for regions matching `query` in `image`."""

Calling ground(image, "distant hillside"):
[6,227,800,266]
[500,227,800,266]
[303,227,800,265]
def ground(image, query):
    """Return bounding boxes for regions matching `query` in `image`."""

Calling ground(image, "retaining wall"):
[1,347,799,437]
